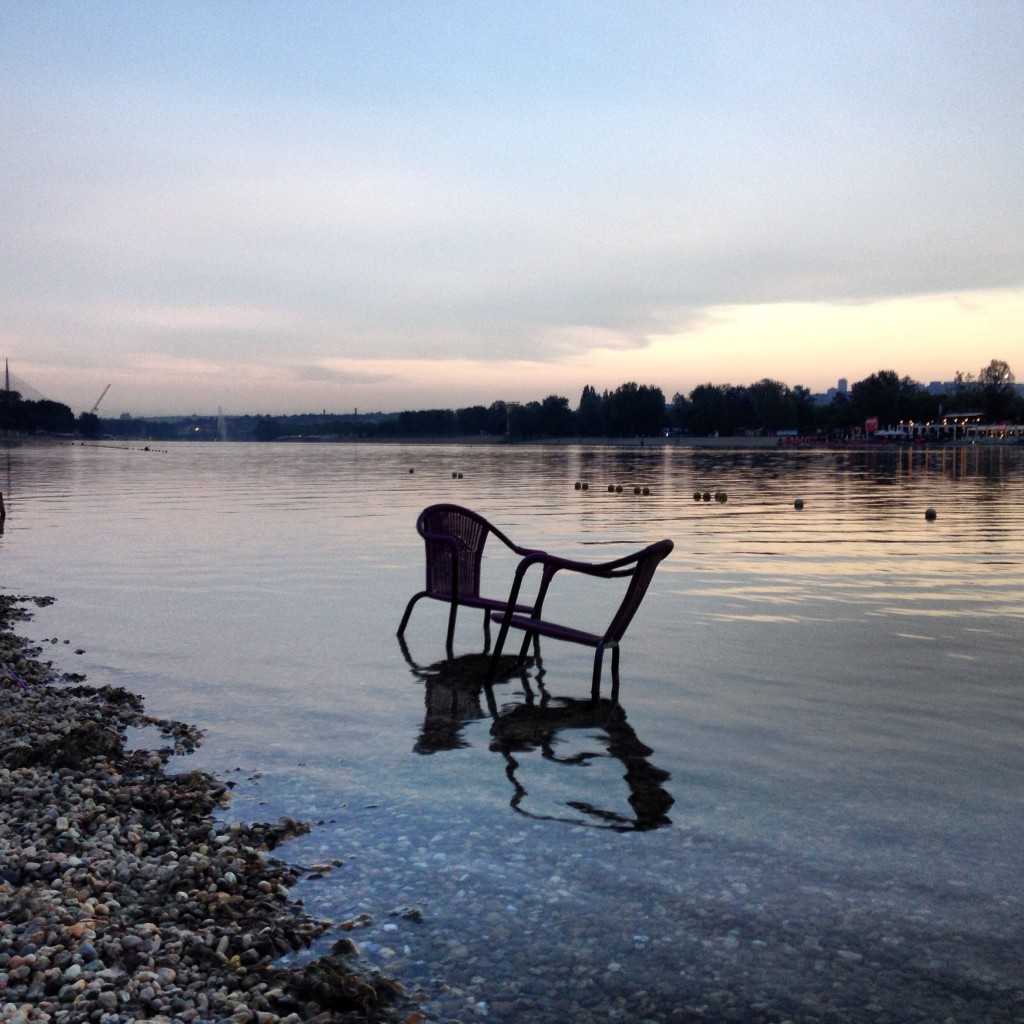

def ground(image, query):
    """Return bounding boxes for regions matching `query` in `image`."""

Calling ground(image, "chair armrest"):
[499,545,637,619]
[490,523,548,560]
[512,545,660,580]
[507,539,673,616]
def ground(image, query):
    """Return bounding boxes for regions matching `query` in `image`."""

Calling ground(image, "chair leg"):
[483,609,492,653]
[397,592,426,639]
[485,651,500,684]
[516,631,534,665]
[591,644,605,702]
[610,645,621,705]
[445,600,459,656]
[486,620,508,684]
[482,680,500,717]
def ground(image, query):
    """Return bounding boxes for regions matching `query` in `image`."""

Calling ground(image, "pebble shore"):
[0,593,418,1024]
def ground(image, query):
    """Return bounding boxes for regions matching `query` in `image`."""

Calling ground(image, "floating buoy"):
[715,491,727,503]
[575,481,582,490]
[581,482,589,490]
[702,491,712,502]
[794,498,804,510]
[615,485,623,493]
[642,486,651,496]
[634,486,641,495]
[693,491,702,501]
[409,468,414,474]
[608,484,616,492]
[925,507,937,521]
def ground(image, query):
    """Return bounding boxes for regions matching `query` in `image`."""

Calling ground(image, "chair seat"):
[490,611,603,649]
[437,593,535,616]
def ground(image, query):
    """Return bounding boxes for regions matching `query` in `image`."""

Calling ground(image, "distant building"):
[816,378,850,405]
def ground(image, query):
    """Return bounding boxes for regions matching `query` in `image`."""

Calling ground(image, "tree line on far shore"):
[5,358,1018,442]
[673,359,1019,439]
[250,358,1020,441]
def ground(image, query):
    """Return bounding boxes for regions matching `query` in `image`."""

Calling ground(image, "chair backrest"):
[417,504,493,599]
[602,539,674,645]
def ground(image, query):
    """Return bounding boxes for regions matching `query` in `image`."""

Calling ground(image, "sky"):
[2,1,1023,417]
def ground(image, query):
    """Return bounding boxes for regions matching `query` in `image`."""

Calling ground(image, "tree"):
[850,371,902,427]
[791,385,816,435]
[978,359,1016,421]
[397,409,458,435]
[77,412,102,439]
[688,383,729,436]
[747,379,793,434]
[456,405,490,435]
[20,399,76,435]
[577,385,603,436]
[255,416,285,441]
[979,359,1014,387]
[535,395,574,437]
[508,401,540,438]
[668,392,691,433]
[821,391,852,435]
[605,382,666,436]
[486,401,508,435]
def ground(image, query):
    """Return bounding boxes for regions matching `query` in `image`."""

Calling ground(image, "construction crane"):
[90,384,111,416]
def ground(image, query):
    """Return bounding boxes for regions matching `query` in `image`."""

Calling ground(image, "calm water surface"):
[3,440,1023,1022]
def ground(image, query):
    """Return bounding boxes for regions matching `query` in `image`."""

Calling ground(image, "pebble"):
[0,594,414,1024]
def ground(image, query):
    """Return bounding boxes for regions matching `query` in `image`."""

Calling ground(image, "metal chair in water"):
[397,504,545,655]
[485,538,674,700]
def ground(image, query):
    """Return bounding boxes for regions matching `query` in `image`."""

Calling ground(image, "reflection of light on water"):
[705,613,805,623]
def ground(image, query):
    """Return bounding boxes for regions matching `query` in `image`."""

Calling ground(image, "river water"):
[2,439,1023,1023]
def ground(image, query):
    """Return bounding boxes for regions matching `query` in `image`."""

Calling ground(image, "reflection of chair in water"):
[400,641,673,832]
[399,638,531,755]
[486,539,674,700]
[397,504,545,656]
[484,678,674,832]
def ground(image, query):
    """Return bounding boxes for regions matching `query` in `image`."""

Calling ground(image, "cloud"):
[2,2,1022,414]
[290,361,397,387]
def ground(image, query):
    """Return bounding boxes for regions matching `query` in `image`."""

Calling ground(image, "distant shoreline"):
[10,433,1023,451]
[10,434,782,449]
[250,434,786,449]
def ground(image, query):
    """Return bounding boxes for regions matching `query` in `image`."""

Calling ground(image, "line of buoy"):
[600,484,651,495]
[566,483,936,520]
